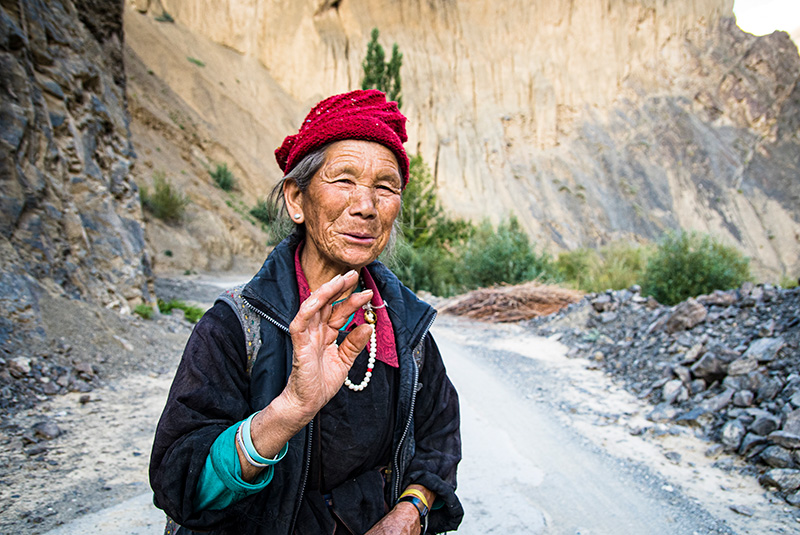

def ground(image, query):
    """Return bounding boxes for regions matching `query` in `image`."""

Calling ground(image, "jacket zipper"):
[242,297,313,534]
[391,312,436,503]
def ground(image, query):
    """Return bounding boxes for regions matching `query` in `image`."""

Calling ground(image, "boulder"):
[760,446,794,468]
[666,299,707,333]
[744,337,785,362]
[759,469,800,493]
[720,419,747,452]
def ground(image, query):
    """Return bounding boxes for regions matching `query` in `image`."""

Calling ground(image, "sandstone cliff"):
[0,0,152,350]
[128,0,800,279]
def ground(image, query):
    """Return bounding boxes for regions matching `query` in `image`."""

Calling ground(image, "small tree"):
[361,28,403,108]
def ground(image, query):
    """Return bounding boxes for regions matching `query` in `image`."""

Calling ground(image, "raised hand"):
[284,269,374,419]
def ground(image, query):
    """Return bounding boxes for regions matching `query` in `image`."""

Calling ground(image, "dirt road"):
[10,309,797,534]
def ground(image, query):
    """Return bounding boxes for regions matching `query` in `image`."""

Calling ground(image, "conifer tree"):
[361,28,402,108]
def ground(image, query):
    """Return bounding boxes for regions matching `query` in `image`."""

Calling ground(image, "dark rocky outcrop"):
[0,1,152,356]
[529,282,800,506]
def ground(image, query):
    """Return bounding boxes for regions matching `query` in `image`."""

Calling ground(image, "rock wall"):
[131,0,799,278]
[0,0,151,349]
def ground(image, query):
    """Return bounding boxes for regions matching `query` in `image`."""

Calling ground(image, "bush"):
[250,197,293,245]
[460,217,556,289]
[384,236,464,297]
[210,163,236,191]
[557,241,651,293]
[158,299,205,324]
[140,172,189,223]
[133,304,154,320]
[640,230,751,305]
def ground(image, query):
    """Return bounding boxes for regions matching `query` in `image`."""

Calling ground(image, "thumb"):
[336,324,373,367]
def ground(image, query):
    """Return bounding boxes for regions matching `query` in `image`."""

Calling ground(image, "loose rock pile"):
[526,282,800,506]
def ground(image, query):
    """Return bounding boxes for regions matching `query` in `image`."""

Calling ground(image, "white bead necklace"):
[343,305,376,392]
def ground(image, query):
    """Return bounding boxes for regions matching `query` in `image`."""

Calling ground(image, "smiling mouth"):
[342,232,377,243]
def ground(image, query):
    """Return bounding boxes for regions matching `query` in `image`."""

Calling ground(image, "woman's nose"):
[348,185,378,218]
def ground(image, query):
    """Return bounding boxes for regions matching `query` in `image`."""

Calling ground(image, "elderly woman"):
[150,90,463,535]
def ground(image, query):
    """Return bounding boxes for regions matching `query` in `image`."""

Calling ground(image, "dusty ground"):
[2,277,800,534]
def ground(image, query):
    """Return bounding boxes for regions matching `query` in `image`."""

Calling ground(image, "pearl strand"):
[344,307,376,392]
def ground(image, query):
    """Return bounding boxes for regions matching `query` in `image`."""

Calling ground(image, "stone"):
[7,357,31,378]
[749,414,780,436]
[681,343,705,364]
[744,337,785,362]
[786,491,800,507]
[729,504,754,517]
[691,352,729,381]
[760,446,794,468]
[727,357,759,376]
[739,433,768,456]
[757,377,784,402]
[647,403,679,423]
[689,379,706,395]
[701,388,734,412]
[733,390,754,407]
[32,420,62,440]
[759,469,800,492]
[720,419,747,452]
[662,379,684,404]
[672,365,692,384]
[73,362,95,378]
[783,409,800,436]
[705,443,724,458]
[674,407,712,428]
[768,431,800,450]
[665,299,707,333]
[698,290,737,307]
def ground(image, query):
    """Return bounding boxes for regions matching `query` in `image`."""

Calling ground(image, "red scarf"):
[294,244,398,368]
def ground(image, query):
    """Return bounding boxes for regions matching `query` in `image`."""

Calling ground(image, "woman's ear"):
[283,179,304,223]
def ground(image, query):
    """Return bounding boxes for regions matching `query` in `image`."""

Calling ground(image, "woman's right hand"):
[242,270,372,481]
[283,269,374,420]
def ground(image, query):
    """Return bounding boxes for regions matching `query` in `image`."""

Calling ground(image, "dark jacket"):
[149,239,463,534]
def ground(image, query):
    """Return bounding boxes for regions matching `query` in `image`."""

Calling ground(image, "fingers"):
[290,270,360,334]
[329,289,373,329]
[337,324,373,367]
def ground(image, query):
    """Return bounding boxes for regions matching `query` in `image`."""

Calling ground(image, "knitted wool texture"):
[275,89,410,187]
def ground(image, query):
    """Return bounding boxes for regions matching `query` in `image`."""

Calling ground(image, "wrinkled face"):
[286,140,403,275]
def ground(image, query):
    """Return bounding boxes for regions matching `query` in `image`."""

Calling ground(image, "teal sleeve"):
[192,422,275,512]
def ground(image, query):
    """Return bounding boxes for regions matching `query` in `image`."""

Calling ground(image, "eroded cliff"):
[0,0,151,348]
[128,0,800,279]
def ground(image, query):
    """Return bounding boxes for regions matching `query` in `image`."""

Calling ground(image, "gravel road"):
[17,304,798,534]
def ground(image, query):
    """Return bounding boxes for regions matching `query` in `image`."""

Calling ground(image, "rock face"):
[0,1,152,349]
[129,0,799,278]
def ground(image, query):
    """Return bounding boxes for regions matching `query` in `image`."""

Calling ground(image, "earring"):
[293,213,302,220]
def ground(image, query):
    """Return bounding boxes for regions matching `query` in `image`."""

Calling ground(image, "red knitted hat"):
[275,90,410,187]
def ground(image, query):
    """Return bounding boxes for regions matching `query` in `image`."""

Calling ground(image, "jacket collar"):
[241,237,436,352]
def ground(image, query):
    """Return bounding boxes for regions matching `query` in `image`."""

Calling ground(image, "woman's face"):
[286,140,403,275]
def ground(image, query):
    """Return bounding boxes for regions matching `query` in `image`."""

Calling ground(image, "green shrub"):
[557,241,651,293]
[155,11,174,23]
[361,28,403,108]
[133,304,154,320]
[158,299,205,324]
[459,217,556,289]
[250,197,293,245]
[779,274,799,289]
[640,230,751,305]
[140,172,189,223]
[210,163,236,191]
[187,56,205,67]
[384,236,464,297]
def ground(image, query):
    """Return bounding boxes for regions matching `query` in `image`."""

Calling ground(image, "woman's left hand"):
[365,501,421,535]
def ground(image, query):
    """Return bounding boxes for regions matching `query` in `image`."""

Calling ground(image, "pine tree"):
[361,28,402,108]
